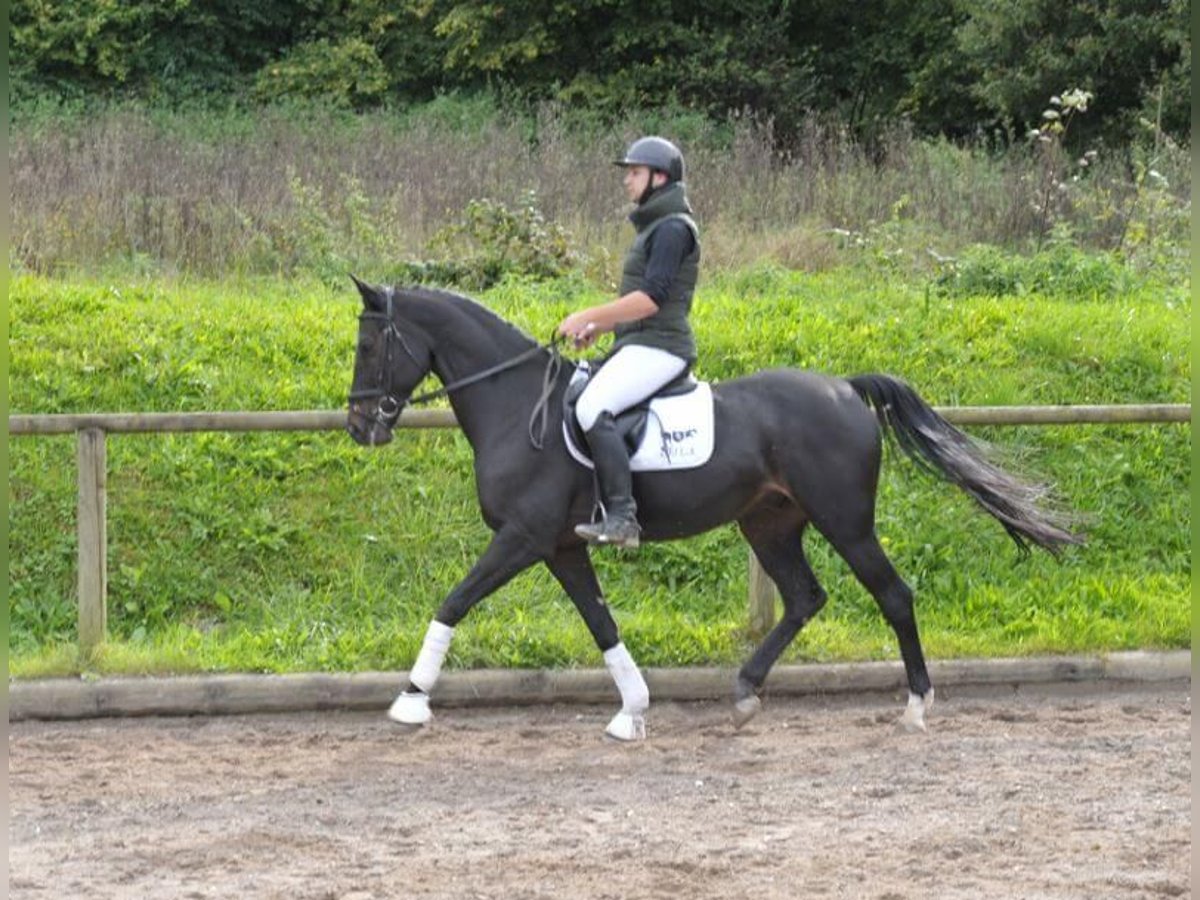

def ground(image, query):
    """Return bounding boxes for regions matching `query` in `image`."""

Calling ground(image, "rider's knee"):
[575,393,613,432]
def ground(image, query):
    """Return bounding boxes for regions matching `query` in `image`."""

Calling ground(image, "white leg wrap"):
[388,621,455,727]
[409,620,454,693]
[603,643,649,714]
[603,643,649,741]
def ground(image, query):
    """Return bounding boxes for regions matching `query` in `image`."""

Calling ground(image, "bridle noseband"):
[349,286,563,446]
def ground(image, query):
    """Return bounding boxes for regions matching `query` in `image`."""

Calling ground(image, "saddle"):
[562,361,715,472]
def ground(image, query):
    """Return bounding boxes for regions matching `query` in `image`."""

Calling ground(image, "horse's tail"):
[848,374,1083,557]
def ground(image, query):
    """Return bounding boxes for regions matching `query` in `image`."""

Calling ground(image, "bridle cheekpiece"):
[348,286,419,434]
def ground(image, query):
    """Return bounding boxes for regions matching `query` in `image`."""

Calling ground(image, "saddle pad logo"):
[565,382,715,472]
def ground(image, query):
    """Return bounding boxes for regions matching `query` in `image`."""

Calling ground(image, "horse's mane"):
[402,286,539,352]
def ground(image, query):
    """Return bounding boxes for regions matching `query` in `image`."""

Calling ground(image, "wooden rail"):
[8,403,1191,435]
[8,403,1191,652]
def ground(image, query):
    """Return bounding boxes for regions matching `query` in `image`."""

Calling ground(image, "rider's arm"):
[640,219,694,306]
[562,291,658,340]
[558,220,695,345]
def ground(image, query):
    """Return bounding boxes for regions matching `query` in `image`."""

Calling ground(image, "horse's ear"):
[350,274,383,311]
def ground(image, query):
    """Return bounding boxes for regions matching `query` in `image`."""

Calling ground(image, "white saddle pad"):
[563,375,715,472]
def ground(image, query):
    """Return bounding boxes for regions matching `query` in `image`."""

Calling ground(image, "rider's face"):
[623,165,655,202]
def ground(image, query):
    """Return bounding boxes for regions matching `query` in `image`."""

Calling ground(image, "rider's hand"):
[557,313,598,349]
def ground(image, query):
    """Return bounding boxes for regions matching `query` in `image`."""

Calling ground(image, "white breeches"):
[575,345,688,432]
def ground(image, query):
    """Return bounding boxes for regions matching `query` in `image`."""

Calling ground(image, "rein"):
[408,342,551,405]
[411,337,564,451]
[352,286,565,449]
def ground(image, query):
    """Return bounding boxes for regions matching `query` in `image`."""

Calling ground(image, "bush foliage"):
[10,0,1190,149]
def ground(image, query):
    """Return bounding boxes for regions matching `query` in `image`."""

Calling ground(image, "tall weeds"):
[9,101,1191,278]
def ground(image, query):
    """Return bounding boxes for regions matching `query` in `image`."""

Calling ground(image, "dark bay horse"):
[346,278,1080,740]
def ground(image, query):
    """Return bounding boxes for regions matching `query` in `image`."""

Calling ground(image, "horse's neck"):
[411,296,548,447]
[416,296,529,382]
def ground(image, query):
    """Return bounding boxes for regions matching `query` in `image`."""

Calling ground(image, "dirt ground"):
[9,680,1191,900]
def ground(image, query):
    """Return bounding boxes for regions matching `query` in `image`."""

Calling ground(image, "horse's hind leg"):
[735,505,827,727]
[822,526,934,731]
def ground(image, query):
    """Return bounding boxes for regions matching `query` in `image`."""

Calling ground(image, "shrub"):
[936,237,1137,301]
[417,192,589,289]
[252,39,390,109]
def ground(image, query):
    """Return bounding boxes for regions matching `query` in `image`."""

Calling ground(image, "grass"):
[7,263,1191,677]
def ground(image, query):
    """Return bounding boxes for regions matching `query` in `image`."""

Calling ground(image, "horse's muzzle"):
[347,402,397,447]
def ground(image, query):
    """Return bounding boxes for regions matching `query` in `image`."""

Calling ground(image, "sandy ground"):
[9,680,1191,900]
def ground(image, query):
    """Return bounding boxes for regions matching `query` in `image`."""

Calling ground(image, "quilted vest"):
[614,183,701,363]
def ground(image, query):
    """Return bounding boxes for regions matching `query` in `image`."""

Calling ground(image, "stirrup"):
[575,517,641,549]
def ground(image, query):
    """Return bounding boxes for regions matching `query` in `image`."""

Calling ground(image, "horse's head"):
[346,276,433,447]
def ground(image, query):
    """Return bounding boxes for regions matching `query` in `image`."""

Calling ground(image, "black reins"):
[350,286,564,448]
[408,342,551,405]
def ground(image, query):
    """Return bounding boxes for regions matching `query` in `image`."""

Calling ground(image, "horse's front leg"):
[388,527,540,727]
[546,544,648,741]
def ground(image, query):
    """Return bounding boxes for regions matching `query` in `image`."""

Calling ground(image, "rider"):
[557,136,701,549]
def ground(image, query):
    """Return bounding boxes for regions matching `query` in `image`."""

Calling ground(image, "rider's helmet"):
[614,136,685,183]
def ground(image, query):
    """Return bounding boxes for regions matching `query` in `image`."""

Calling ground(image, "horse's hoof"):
[388,690,432,727]
[733,695,762,729]
[605,711,646,742]
[899,688,935,733]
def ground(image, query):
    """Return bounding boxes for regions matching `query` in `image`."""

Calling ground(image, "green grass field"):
[7,263,1191,677]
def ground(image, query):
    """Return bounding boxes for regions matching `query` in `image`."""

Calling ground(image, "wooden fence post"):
[76,427,107,653]
[747,551,778,639]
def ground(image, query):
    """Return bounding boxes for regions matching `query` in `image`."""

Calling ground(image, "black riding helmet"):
[614,136,685,184]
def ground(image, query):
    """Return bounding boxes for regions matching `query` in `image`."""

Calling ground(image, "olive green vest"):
[613,183,701,363]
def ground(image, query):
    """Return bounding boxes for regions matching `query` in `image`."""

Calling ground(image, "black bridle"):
[348,287,419,433]
[349,287,563,446]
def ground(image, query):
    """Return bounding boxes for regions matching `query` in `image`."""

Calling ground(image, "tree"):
[941,0,1190,146]
[10,0,321,102]
[9,0,1190,147]
[407,1,820,129]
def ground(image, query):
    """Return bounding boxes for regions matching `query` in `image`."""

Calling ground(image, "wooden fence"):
[8,403,1191,652]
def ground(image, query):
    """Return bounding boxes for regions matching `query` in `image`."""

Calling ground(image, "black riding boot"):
[575,412,641,549]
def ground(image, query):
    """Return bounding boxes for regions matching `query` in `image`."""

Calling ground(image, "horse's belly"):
[633,466,765,540]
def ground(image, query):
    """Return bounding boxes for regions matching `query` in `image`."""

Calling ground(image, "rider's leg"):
[575,411,641,547]
[574,345,686,548]
[574,345,689,433]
